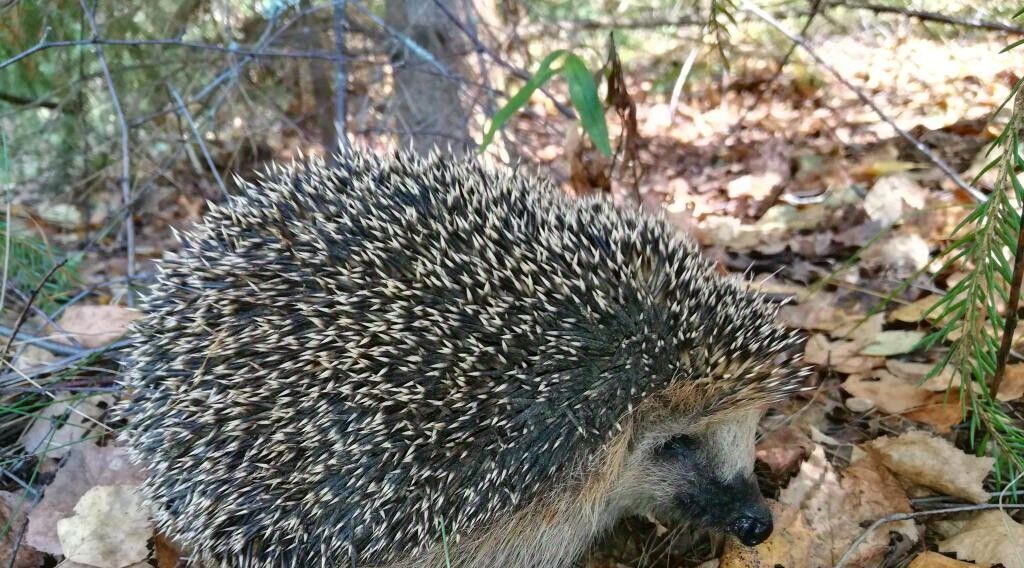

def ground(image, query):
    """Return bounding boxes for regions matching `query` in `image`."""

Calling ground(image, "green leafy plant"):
[920,9,1024,490]
[480,50,611,157]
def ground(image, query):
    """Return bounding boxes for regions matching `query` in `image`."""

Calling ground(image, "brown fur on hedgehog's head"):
[118,150,809,568]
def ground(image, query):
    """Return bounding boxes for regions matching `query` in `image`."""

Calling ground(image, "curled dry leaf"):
[939,510,1024,568]
[833,313,884,345]
[806,334,884,374]
[56,485,151,568]
[52,305,142,348]
[869,430,994,503]
[755,426,814,477]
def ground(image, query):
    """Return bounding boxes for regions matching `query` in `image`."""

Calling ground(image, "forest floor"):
[1,24,1023,568]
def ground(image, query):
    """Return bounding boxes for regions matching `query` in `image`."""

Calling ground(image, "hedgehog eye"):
[655,433,700,458]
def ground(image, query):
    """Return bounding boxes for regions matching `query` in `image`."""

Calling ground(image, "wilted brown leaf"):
[858,330,926,356]
[56,485,151,568]
[781,295,863,333]
[26,444,147,555]
[756,426,814,477]
[771,447,915,567]
[996,364,1024,402]
[889,295,942,324]
[870,430,994,503]
[21,393,115,458]
[52,305,141,348]
[0,491,43,568]
[806,334,884,374]
[842,370,932,414]
[939,510,1024,568]
[863,175,928,226]
[907,551,976,568]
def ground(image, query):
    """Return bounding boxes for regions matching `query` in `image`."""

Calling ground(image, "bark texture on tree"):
[385,0,472,155]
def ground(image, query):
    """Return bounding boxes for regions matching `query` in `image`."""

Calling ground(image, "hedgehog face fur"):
[117,150,808,568]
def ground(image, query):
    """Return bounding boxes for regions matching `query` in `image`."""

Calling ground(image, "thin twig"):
[431,0,576,120]
[0,340,131,386]
[333,0,350,152]
[0,325,86,357]
[0,259,68,367]
[166,83,227,197]
[0,37,349,72]
[0,128,10,319]
[78,0,135,304]
[667,45,700,123]
[825,0,1024,35]
[834,503,1024,568]
[740,0,985,202]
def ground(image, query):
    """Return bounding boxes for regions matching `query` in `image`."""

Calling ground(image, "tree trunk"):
[385,0,472,155]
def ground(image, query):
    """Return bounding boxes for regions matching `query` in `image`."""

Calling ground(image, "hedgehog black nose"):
[730,511,773,546]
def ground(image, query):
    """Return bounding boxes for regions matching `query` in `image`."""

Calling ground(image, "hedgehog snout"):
[728,504,773,546]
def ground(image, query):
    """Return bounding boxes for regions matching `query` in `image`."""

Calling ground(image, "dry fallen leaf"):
[726,172,783,200]
[833,313,885,345]
[889,295,942,323]
[885,359,960,392]
[864,175,928,226]
[780,293,862,333]
[870,430,994,503]
[0,490,43,568]
[755,426,814,477]
[939,510,1024,568]
[719,501,814,568]
[901,393,963,434]
[907,551,976,567]
[806,334,884,374]
[21,392,114,458]
[858,330,926,356]
[26,444,147,555]
[52,305,141,348]
[861,232,932,276]
[997,363,1024,402]
[842,370,932,414]
[56,485,151,568]
[769,447,915,567]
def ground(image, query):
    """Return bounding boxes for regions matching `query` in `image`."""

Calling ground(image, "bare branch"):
[166,83,227,197]
[741,0,985,202]
[431,0,575,119]
[826,0,1024,35]
[0,36,349,73]
[78,0,136,300]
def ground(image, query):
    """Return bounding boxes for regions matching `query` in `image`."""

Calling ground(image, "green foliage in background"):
[481,50,612,156]
[0,223,81,313]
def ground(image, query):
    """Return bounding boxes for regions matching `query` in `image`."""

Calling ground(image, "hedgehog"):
[117,150,808,568]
